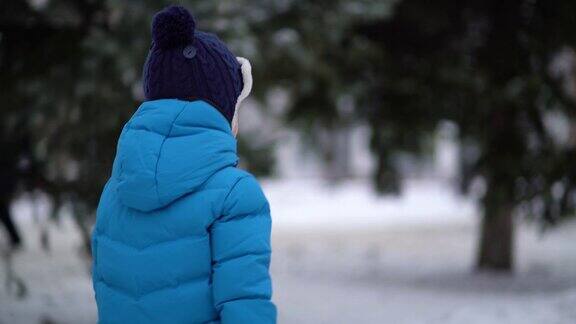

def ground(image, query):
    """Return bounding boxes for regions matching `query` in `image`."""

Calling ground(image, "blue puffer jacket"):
[92,99,276,324]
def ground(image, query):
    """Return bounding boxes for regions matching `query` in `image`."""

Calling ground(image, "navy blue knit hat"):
[143,5,243,123]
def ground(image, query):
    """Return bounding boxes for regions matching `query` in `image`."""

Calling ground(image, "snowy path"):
[272,226,576,324]
[1,179,575,323]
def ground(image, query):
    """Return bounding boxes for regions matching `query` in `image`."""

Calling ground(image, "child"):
[91,5,276,324]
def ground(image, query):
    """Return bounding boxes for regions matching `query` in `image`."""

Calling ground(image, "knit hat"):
[142,5,243,123]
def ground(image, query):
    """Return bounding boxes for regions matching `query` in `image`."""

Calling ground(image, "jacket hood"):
[112,99,238,212]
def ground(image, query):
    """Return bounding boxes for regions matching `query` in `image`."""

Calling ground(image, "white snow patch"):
[263,178,477,231]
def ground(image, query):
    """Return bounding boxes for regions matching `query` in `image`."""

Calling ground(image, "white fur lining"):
[235,57,253,110]
[232,57,252,134]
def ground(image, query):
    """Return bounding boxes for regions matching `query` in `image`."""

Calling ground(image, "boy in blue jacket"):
[91,5,276,324]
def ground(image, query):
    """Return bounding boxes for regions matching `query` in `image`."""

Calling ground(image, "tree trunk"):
[476,201,514,271]
[374,152,401,195]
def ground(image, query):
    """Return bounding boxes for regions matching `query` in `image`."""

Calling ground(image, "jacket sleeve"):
[210,175,276,324]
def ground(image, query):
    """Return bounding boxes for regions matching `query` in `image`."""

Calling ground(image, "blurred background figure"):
[1,0,576,323]
[0,122,38,250]
[0,135,23,250]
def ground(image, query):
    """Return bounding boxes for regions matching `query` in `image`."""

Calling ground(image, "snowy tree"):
[356,0,576,271]
[250,0,576,271]
[0,0,272,252]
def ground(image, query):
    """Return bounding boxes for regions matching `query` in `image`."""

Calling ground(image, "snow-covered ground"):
[1,179,576,324]
[265,178,476,230]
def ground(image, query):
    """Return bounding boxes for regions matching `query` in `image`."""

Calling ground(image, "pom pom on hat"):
[152,5,196,49]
